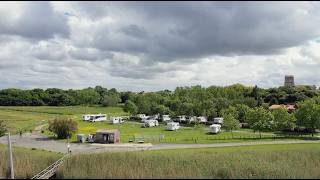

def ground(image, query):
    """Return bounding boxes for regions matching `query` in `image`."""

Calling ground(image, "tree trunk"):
[259,131,262,139]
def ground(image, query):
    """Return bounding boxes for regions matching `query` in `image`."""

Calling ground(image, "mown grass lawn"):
[57,143,320,179]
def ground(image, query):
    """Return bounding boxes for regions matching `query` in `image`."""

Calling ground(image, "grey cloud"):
[80,2,320,63]
[0,2,69,39]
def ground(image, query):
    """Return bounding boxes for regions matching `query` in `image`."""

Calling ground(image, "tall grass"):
[57,144,320,179]
[0,145,62,179]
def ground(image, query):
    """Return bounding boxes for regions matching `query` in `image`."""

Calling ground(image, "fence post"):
[7,132,14,179]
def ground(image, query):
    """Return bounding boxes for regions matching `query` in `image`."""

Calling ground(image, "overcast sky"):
[0,1,320,91]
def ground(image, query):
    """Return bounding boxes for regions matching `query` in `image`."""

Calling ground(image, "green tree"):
[295,99,320,136]
[102,95,118,107]
[223,113,240,138]
[48,118,78,139]
[235,104,250,123]
[0,120,6,137]
[124,100,138,115]
[272,108,296,131]
[247,107,274,138]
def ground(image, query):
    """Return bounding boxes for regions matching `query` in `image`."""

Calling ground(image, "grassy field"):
[0,144,62,179]
[57,143,320,179]
[0,106,128,134]
[0,106,318,144]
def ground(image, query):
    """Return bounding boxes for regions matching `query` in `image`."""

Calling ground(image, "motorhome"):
[83,114,107,122]
[213,117,224,124]
[210,124,221,134]
[111,116,125,124]
[166,122,180,131]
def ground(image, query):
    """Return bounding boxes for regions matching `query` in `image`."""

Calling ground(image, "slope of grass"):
[0,144,62,179]
[0,106,128,134]
[57,143,320,179]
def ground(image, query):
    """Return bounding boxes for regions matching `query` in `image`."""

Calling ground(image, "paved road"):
[0,133,318,154]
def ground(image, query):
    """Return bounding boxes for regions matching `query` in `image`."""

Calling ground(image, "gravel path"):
[0,133,318,154]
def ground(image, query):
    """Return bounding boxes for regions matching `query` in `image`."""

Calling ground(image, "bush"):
[48,118,78,139]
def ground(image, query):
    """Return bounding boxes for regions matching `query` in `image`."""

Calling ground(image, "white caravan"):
[162,115,171,122]
[197,116,208,123]
[111,116,125,124]
[210,124,221,134]
[83,114,107,122]
[137,114,149,122]
[213,117,224,125]
[142,119,159,128]
[176,115,187,123]
[166,122,180,131]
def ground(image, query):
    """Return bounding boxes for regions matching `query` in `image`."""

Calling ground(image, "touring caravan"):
[213,117,224,125]
[176,115,187,123]
[162,115,171,122]
[166,122,180,131]
[210,124,221,134]
[111,117,125,124]
[142,119,159,128]
[197,116,208,123]
[83,114,107,122]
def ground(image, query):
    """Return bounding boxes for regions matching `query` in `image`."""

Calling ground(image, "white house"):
[111,116,125,124]
[210,124,221,134]
[213,117,224,124]
[142,119,159,128]
[162,114,171,122]
[166,122,180,131]
[83,114,107,122]
[197,116,208,123]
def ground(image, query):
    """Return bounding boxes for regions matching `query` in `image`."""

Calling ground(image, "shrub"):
[48,118,78,139]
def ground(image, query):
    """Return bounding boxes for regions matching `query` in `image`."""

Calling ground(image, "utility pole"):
[7,132,14,179]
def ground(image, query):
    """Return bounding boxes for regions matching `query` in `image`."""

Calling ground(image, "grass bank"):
[0,144,62,179]
[57,143,320,179]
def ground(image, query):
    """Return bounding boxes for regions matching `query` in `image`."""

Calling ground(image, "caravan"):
[210,124,221,134]
[111,117,125,124]
[166,122,180,131]
[142,119,159,128]
[83,114,107,122]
